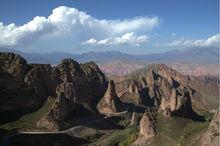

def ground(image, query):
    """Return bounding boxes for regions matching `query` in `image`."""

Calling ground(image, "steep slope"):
[0,53,57,124]
[37,59,108,131]
[113,64,208,119]
[134,111,157,145]
[0,52,108,131]
[201,111,219,146]
[97,80,124,114]
[189,75,219,109]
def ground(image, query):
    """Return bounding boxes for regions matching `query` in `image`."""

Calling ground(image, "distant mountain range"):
[0,47,219,64]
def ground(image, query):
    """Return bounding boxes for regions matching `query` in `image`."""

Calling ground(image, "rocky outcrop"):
[134,111,157,145]
[37,92,68,131]
[37,59,108,131]
[201,111,220,146]
[55,59,107,104]
[0,52,108,127]
[0,53,57,122]
[114,64,202,119]
[97,80,124,114]
[0,53,28,81]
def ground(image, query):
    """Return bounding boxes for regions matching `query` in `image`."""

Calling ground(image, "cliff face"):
[134,111,157,145]
[97,80,124,114]
[0,53,57,123]
[114,64,204,119]
[0,53,107,127]
[37,59,108,131]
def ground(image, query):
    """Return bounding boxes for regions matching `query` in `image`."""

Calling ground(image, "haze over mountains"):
[1,47,219,76]
[1,47,218,64]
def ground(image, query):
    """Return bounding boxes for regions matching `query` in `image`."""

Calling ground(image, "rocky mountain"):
[1,47,219,77]
[0,52,218,146]
[0,53,57,124]
[97,80,124,114]
[0,52,107,127]
[134,111,157,145]
[112,64,209,119]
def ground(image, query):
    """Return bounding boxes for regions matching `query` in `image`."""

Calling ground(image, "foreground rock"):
[37,59,108,131]
[134,111,157,145]
[0,53,56,123]
[0,52,108,129]
[97,80,124,114]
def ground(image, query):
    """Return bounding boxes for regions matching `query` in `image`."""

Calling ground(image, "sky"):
[0,0,219,54]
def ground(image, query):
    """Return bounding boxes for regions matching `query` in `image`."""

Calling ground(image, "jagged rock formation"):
[113,64,204,119]
[134,111,157,145]
[201,111,220,146]
[37,59,108,131]
[97,80,124,114]
[120,80,143,105]
[0,53,57,122]
[37,92,69,131]
[0,52,108,128]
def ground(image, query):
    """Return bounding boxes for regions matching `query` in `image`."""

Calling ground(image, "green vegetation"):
[90,111,211,146]
[93,126,139,146]
[119,130,139,146]
[156,112,211,146]
[0,97,56,130]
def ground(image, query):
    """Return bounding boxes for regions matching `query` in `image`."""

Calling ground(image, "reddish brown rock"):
[134,111,157,145]
[97,80,124,114]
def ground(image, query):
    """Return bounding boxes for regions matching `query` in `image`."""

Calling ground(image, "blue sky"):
[0,0,219,54]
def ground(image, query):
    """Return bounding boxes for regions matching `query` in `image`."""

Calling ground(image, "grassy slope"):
[92,111,212,146]
[156,112,211,146]
[0,97,56,130]
[190,79,219,109]
[92,126,139,146]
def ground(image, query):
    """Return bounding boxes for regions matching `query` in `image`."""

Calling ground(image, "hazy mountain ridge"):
[0,47,218,64]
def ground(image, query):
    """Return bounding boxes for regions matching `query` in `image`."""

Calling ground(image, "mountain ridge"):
[0,47,218,64]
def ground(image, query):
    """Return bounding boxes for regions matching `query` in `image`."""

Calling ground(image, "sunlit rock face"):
[134,111,157,145]
[0,52,108,130]
[97,80,124,114]
[37,59,108,131]
[113,64,204,119]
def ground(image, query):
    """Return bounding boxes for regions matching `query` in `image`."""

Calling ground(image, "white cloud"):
[171,33,176,36]
[0,6,160,46]
[168,34,220,48]
[81,32,149,46]
[82,38,98,45]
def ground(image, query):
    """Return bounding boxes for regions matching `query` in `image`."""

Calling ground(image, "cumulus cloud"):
[81,32,149,46]
[171,33,176,36]
[168,34,220,48]
[0,6,160,46]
